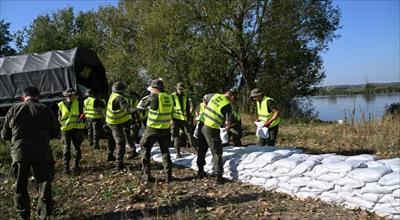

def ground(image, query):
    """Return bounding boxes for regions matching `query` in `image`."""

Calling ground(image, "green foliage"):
[14,0,341,113]
[317,83,400,96]
[0,19,16,56]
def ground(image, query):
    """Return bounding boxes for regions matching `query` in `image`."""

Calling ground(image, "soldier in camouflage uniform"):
[1,87,60,220]
[140,79,174,183]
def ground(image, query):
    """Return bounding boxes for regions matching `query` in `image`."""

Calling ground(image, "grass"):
[241,113,400,159]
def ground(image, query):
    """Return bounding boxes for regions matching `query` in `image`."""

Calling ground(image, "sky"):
[0,0,399,86]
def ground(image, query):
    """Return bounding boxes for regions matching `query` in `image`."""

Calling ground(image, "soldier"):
[227,95,243,146]
[194,94,208,179]
[201,90,236,184]
[58,88,85,174]
[83,89,106,149]
[1,87,60,220]
[171,82,196,158]
[250,88,281,146]
[140,79,174,183]
[106,81,137,170]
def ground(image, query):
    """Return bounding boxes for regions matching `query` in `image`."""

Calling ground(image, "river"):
[310,93,400,121]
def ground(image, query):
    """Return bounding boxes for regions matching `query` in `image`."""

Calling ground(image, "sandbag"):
[353,190,384,203]
[220,128,229,144]
[287,160,318,177]
[288,177,312,187]
[347,167,391,183]
[295,191,321,199]
[345,154,377,162]
[264,178,279,190]
[256,126,269,139]
[248,177,266,186]
[378,171,400,186]
[379,158,400,171]
[306,180,335,191]
[364,160,385,168]
[373,203,400,215]
[321,155,348,164]
[274,148,302,157]
[378,194,400,204]
[349,196,376,209]
[393,189,400,198]
[360,182,400,194]
[277,182,301,194]
[319,191,343,204]
[321,160,366,173]
[304,164,330,177]
[317,172,347,182]
[335,176,365,188]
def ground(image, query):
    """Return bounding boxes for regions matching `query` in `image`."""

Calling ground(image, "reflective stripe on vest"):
[203,94,230,129]
[172,92,187,121]
[58,100,85,132]
[83,97,103,119]
[147,92,173,129]
[256,96,281,128]
[198,102,205,122]
[105,92,132,125]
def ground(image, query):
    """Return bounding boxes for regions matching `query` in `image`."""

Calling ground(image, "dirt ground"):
[0,140,382,220]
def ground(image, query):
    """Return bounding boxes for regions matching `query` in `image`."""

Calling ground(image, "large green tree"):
[0,19,16,56]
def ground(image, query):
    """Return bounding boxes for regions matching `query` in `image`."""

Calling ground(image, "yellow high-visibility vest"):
[83,97,103,119]
[203,94,230,129]
[147,92,173,129]
[256,96,281,128]
[171,92,187,121]
[198,102,205,123]
[106,92,132,125]
[58,100,85,131]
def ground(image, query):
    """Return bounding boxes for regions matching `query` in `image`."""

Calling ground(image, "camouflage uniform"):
[1,95,60,220]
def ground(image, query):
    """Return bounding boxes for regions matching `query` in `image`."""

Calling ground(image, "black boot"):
[73,161,81,174]
[142,171,154,184]
[166,170,173,183]
[216,176,225,185]
[63,162,70,175]
[117,162,125,171]
[196,167,206,179]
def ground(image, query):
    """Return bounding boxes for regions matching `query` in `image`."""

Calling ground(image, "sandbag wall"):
[147,145,400,219]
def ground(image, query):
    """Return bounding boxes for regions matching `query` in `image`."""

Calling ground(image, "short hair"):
[23,87,40,97]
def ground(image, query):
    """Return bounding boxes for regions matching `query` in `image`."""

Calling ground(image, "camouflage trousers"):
[86,118,103,149]
[109,121,135,167]
[196,122,208,170]
[202,125,223,178]
[62,129,84,169]
[171,119,195,154]
[140,127,172,175]
[12,160,54,220]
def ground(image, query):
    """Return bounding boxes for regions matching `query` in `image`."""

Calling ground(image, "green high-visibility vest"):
[172,92,187,121]
[256,96,281,128]
[83,97,103,119]
[58,100,85,132]
[147,92,173,129]
[106,92,132,125]
[233,109,241,123]
[198,102,205,123]
[204,94,230,129]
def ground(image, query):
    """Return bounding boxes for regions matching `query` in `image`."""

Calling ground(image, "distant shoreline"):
[316,82,400,96]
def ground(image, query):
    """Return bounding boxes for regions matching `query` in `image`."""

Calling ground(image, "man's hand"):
[79,114,86,122]
[264,121,272,128]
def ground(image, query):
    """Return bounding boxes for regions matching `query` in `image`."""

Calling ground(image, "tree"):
[0,19,16,56]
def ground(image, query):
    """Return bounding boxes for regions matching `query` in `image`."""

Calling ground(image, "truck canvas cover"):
[0,47,108,107]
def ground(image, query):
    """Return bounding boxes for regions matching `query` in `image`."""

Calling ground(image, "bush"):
[384,102,400,118]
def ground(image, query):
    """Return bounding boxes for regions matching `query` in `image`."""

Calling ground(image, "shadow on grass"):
[83,191,262,220]
[297,147,376,156]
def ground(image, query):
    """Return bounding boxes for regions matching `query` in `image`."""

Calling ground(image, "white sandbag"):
[272,158,303,170]
[349,196,376,209]
[220,128,229,144]
[378,194,400,204]
[295,191,321,199]
[378,171,400,186]
[277,182,301,194]
[193,122,200,138]
[393,189,400,198]
[287,160,318,177]
[289,153,310,161]
[380,158,400,171]
[264,178,279,190]
[256,126,269,139]
[317,172,347,182]
[353,190,384,203]
[347,167,391,183]
[248,177,266,186]
[306,180,334,191]
[319,192,343,204]
[274,148,302,157]
[333,185,354,193]
[321,155,348,164]
[252,152,285,165]
[373,202,400,216]
[345,154,377,161]
[360,182,400,194]
[335,176,365,188]
[277,176,292,182]
[364,160,385,168]
[288,177,312,187]
[303,164,330,177]
[321,160,366,173]
[299,186,325,193]
[251,171,273,179]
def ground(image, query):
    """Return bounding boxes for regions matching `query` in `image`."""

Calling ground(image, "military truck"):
[0,47,109,127]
